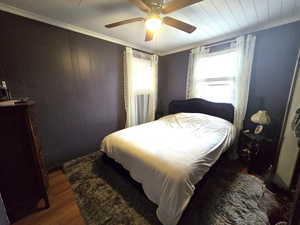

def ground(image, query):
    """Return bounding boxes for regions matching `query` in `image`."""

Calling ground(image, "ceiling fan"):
[105,0,202,41]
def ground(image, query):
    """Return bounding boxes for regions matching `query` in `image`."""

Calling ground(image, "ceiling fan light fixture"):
[105,0,200,41]
[145,16,162,33]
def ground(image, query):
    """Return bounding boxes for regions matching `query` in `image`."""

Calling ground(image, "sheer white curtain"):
[186,35,256,133]
[186,47,209,99]
[234,35,256,132]
[124,47,158,127]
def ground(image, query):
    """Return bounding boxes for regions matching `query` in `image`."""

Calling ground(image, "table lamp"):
[251,110,271,134]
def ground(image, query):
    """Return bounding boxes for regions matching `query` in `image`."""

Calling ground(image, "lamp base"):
[254,125,263,134]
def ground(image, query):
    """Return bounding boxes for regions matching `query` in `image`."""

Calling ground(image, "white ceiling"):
[0,0,300,55]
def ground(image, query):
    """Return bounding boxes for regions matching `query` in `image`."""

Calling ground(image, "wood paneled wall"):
[0,11,126,168]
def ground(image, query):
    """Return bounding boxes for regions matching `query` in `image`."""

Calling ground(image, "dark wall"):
[158,51,189,114]
[246,21,300,140]
[0,11,125,168]
[158,21,300,145]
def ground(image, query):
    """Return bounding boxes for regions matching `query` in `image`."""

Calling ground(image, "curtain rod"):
[204,39,236,49]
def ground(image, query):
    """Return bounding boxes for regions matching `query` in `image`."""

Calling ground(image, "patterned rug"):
[63,151,279,225]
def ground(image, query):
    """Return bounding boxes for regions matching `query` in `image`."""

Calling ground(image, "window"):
[192,49,238,104]
[187,35,256,134]
[124,48,158,127]
[131,56,155,94]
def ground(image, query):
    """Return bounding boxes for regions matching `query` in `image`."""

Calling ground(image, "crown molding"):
[0,2,155,54]
[158,15,300,56]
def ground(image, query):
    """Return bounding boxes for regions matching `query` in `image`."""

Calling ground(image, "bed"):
[101,98,236,225]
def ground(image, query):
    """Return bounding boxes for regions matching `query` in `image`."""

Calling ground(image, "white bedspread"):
[101,113,236,225]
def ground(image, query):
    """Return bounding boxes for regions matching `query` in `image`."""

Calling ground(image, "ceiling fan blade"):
[105,17,144,28]
[163,17,196,33]
[128,0,150,12]
[145,30,154,41]
[162,0,203,14]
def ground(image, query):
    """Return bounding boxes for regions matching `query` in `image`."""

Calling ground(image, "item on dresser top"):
[0,98,30,107]
[0,81,11,101]
[15,97,30,104]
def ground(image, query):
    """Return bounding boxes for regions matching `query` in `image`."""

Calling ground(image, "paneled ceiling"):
[0,0,300,55]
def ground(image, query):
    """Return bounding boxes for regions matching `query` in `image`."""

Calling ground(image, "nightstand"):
[238,130,274,175]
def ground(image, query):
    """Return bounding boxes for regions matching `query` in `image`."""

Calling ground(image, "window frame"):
[192,47,239,104]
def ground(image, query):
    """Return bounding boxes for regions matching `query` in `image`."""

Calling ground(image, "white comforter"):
[101,113,236,225]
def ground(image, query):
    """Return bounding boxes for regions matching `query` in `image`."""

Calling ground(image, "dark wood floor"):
[13,170,86,225]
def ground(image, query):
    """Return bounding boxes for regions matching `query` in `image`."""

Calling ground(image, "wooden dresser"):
[0,101,49,223]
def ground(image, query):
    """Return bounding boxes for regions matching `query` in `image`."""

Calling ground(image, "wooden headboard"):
[168,98,234,123]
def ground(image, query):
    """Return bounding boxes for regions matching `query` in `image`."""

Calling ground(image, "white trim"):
[0,3,154,54]
[158,15,300,56]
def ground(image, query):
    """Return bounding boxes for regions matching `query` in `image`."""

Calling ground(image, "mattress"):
[101,113,236,225]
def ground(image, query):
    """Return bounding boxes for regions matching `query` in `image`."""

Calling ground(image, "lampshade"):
[251,110,271,125]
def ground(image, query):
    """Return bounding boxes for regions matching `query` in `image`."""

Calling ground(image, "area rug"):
[63,151,279,225]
